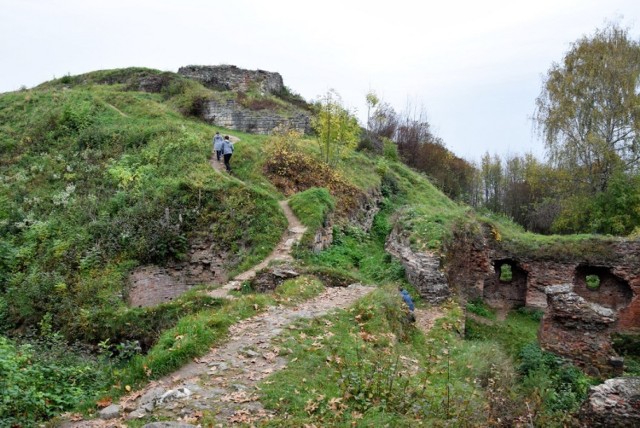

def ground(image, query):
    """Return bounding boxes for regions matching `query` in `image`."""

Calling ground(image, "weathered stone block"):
[579,377,640,427]
[385,228,449,304]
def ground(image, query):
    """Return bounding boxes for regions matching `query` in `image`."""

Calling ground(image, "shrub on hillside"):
[236,91,283,111]
[289,187,335,230]
[0,335,106,425]
[263,130,361,216]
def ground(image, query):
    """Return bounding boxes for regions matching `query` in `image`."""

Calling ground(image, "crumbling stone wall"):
[579,377,640,427]
[573,264,633,310]
[178,65,284,94]
[177,65,311,135]
[540,284,623,377]
[445,223,640,375]
[311,188,382,253]
[127,239,230,307]
[482,259,528,308]
[202,99,310,135]
[385,228,449,304]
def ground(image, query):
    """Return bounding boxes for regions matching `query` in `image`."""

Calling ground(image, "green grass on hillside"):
[255,294,592,427]
[299,201,407,287]
[255,289,532,426]
[386,163,469,252]
[289,187,335,231]
[479,210,620,261]
[0,76,287,345]
[0,66,616,426]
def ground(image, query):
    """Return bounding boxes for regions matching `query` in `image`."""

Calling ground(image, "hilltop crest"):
[178,64,284,95]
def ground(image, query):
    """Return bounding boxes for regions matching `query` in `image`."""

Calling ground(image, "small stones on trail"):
[98,404,121,420]
[220,390,258,403]
[242,348,260,358]
[207,361,229,371]
[126,408,147,420]
[142,423,198,428]
[114,283,375,425]
[159,387,192,404]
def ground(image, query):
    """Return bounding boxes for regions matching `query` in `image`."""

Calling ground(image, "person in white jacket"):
[213,131,224,162]
[221,135,234,172]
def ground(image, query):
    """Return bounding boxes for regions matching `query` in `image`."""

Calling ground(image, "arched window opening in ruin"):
[500,264,513,282]
[484,259,528,308]
[586,274,601,290]
[573,265,632,310]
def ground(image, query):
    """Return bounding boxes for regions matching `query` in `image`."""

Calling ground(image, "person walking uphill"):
[222,135,234,172]
[400,288,416,323]
[213,131,224,162]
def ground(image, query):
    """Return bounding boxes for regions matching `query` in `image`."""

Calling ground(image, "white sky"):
[1,0,638,162]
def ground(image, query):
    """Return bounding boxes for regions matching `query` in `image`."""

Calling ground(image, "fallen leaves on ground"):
[220,391,258,403]
[96,398,112,408]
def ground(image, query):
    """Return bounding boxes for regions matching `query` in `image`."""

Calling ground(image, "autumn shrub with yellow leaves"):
[263,128,362,216]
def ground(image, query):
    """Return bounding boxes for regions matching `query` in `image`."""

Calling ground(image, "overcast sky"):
[1,0,638,162]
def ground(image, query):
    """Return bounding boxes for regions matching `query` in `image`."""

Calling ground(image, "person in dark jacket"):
[222,135,234,172]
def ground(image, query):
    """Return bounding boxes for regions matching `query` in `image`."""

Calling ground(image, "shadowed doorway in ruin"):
[483,259,528,308]
[573,265,632,310]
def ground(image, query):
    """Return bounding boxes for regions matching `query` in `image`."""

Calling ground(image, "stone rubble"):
[579,377,640,427]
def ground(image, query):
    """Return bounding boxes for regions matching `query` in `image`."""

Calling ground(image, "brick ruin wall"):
[445,226,640,377]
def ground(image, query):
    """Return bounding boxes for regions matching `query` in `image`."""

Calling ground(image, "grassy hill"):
[0,68,597,426]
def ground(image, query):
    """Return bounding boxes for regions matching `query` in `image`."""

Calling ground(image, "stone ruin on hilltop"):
[178,65,311,135]
[179,65,285,94]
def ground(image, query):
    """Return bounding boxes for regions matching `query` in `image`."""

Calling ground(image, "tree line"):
[355,23,639,236]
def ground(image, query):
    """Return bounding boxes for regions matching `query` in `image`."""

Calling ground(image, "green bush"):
[612,332,640,356]
[519,343,592,413]
[499,264,513,281]
[586,274,600,290]
[383,138,399,161]
[0,335,106,425]
[289,187,335,231]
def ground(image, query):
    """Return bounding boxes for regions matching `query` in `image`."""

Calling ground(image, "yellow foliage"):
[491,226,502,242]
[263,129,362,216]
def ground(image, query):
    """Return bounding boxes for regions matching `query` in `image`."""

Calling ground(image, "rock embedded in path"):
[159,387,192,404]
[98,404,121,420]
[251,264,300,293]
[126,408,148,419]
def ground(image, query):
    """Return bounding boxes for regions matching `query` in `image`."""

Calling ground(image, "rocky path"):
[61,146,444,427]
[75,301,443,427]
[208,140,307,299]
[68,285,374,427]
[208,200,306,299]
[128,284,373,426]
[62,146,376,427]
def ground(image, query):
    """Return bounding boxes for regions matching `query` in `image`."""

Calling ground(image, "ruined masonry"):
[178,65,311,135]
[385,217,640,377]
[445,224,640,377]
